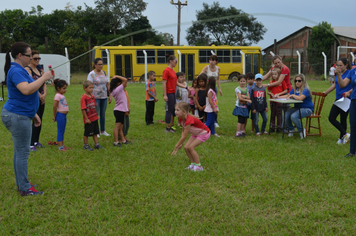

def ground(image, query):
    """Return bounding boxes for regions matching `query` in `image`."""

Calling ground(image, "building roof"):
[263,26,356,51]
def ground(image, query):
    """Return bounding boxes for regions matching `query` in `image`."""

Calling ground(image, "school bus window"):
[232,50,241,63]
[217,50,230,63]
[101,50,108,65]
[157,50,174,64]
[199,50,214,63]
[137,50,155,64]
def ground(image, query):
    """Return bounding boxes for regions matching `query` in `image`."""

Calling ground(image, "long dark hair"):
[197,73,207,89]
[110,78,122,93]
[205,76,216,97]
[338,57,351,69]
[4,42,30,83]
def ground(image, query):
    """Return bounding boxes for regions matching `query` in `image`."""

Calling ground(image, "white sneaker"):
[343,133,350,144]
[214,122,220,128]
[213,133,220,137]
[288,132,294,137]
[193,165,204,171]
[300,128,306,139]
[336,139,343,145]
[97,134,100,138]
[101,131,110,136]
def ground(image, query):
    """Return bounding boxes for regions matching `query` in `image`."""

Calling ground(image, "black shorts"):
[84,120,99,137]
[114,110,125,124]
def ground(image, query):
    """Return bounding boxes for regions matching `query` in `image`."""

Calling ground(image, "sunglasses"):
[295,80,302,83]
[22,53,31,58]
[33,57,41,61]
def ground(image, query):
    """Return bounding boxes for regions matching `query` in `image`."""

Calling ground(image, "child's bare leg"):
[114,123,120,142]
[236,123,241,133]
[184,136,195,163]
[93,135,99,144]
[118,123,125,142]
[58,141,63,147]
[83,136,88,145]
[184,137,203,164]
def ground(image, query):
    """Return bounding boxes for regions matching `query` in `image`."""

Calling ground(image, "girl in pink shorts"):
[171,101,210,171]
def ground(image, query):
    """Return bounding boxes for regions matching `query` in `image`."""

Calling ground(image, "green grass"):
[1,77,356,235]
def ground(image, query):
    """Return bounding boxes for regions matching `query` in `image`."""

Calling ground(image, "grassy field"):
[1,76,356,235]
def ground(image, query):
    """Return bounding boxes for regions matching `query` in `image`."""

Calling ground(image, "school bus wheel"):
[228,72,239,80]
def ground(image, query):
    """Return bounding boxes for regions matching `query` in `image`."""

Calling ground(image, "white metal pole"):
[177,50,181,72]
[337,46,340,60]
[210,50,215,55]
[105,49,110,78]
[241,51,245,75]
[296,50,301,74]
[350,52,355,64]
[270,51,275,57]
[143,50,147,82]
[322,52,327,80]
[65,47,70,85]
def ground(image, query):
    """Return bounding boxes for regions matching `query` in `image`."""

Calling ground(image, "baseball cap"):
[255,73,263,80]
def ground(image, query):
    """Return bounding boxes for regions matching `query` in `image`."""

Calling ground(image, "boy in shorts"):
[81,80,103,151]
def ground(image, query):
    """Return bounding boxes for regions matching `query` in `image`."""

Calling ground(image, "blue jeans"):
[96,98,108,132]
[1,108,32,191]
[349,100,356,154]
[56,112,67,142]
[285,107,312,132]
[205,112,216,135]
[254,111,268,133]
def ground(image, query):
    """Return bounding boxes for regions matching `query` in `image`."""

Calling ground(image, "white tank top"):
[207,65,219,79]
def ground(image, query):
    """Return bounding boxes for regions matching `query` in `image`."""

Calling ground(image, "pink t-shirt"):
[111,84,128,112]
[189,88,196,105]
[54,93,69,112]
[204,89,219,113]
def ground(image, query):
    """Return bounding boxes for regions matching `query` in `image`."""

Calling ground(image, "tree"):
[307,21,336,75]
[186,2,266,46]
[94,0,147,35]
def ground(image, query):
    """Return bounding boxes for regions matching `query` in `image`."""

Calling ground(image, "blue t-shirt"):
[350,68,356,100]
[290,88,314,112]
[335,70,352,100]
[4,62,39,118]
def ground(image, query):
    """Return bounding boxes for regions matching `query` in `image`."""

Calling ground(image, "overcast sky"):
[1,0,355,50]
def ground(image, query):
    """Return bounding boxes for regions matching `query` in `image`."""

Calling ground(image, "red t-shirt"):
[179,115,210,136]
[271,66,291,91]
[162,67,177,94]
[267,79,287,98]
[81,94,99,123]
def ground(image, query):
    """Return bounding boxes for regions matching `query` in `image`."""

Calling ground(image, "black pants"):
[31,102,45,146]
[329,103,349,139]
[145,100,155,125]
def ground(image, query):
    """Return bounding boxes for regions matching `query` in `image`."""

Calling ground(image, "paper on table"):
[334,97,351,112]
[272,98,287,100]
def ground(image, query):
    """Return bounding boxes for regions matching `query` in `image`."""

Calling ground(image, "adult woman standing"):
[200,55,223,96]
[279,74,314,139]
[162,55,178,132]
[87,58,112,137]
[336,64,356,157]
[263,55,292,92]
[25,50,47,151]
[1,42,52,196]
[323,58,352,144]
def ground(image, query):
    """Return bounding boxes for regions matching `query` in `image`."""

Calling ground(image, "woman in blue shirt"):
[280,74,314,139]
[323,58,352,145]
[337,67,356,157]
[1,42,52,196]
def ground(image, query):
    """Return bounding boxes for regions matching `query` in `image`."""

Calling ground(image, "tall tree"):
[307,21,336,75]
[186,2,266,46]
[94,0,147,35]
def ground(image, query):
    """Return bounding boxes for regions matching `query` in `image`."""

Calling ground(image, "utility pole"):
[170,0,187,46]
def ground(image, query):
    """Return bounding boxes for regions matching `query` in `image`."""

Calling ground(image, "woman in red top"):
[162,55,177,132]
[263,55,292,92]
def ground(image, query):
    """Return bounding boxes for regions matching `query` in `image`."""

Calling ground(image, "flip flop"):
[157,120,165,124]
[48,141,58,145]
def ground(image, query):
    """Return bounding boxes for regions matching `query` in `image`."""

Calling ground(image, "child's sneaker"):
[288,132,294,137]
[263,131,269,135]
[30,146,37,151]
[95,144,104,149]
[35,142,44,148]
[193,165,204,172]
[342,133,350,144]
[185,164,194,170]
[122,140,131,145]
[235,133,243,138]
[241,132,246,137]
[337,139,343,145]
[171,126,177,131]
[20,186,43,196]
[114,142,122,147]
[101,131,110,136]
[256,132,261,136]
[214,122,220,128]
[84,145,93,151]
[213,134,220,137]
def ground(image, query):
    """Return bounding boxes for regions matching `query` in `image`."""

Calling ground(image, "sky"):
[1,0,355,50]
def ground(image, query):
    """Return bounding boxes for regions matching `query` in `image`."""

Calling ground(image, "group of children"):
[233,68,288,137]
[52,75,130,151]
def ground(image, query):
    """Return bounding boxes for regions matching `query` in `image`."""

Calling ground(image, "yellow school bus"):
[92,45,263,81]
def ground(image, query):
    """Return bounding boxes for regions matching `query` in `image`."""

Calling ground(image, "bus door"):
[115,54,132,79]
[181,54,195,80]
[245,53,260,74]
